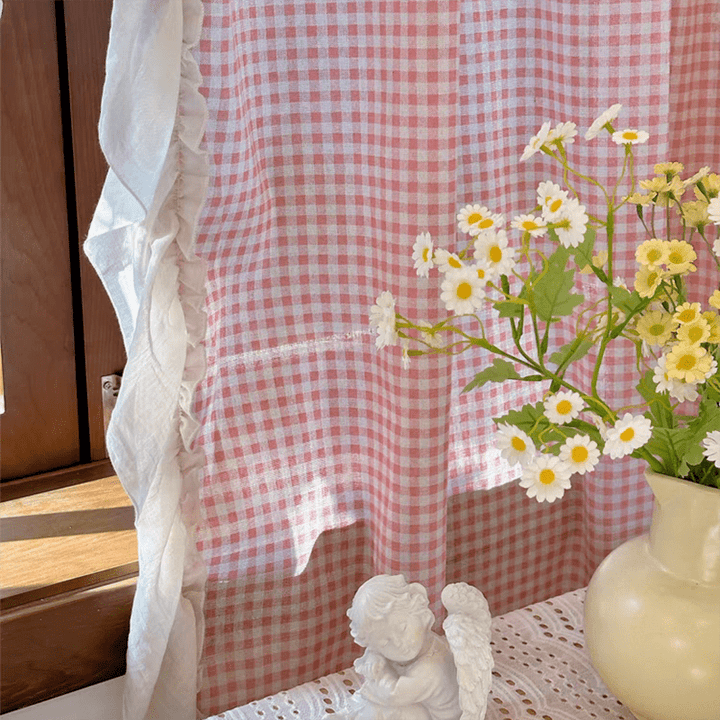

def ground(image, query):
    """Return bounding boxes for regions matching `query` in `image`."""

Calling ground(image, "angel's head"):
[347,574,435,663]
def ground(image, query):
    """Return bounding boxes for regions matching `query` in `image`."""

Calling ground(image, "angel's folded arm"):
[361,666,439,707]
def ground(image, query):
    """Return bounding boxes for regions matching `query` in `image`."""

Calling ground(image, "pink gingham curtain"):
[192,1,719,714]
[88,0,719,718]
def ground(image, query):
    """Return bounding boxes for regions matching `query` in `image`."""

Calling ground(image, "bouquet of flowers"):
[370,104,720,502]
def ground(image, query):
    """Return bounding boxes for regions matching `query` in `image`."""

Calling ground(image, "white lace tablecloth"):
[205,587,636,720]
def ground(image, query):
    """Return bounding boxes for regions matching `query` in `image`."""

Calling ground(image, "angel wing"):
[441,582,494,720]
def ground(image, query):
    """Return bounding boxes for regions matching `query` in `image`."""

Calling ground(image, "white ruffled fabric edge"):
[84,0,208,718]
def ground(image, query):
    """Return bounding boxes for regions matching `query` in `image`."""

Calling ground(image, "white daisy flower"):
[473,229,516,277]
[709,197,720,225]
[652,353,700,402]
[412,231,434,277]
[401,338,411,370]
[585,103,622,140]
[520,121,552,162]
[537,181,571,222]
[559,435,601,475]
[457,204,505,237]
[511,214,548,238]
[473,260,494,284]
[416,321,444,349]
[587,412,610,442]
[552,198,588,248]
[496,423,535,466]
[603,413,653,459]
[682,166,709,188]
[440,267,486,315]
[543,391,584,425]
[612,129,650,146]
[433,248,465,274]
[519,454,573,503]
[369,291,399,349]
[547,121,578,145]
[701,431,720,468]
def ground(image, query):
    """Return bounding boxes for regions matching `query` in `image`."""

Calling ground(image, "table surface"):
[205,587,637,720]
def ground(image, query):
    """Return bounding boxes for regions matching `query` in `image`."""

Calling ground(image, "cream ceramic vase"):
[584,469,720,720]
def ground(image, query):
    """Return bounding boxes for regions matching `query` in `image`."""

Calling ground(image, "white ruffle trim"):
[84,0,209,718]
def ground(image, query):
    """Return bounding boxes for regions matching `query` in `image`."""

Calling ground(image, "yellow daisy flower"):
[641,176,671,194]
[635,238,668,267]
[679,200,709,229]
[634,264,665,298]
[702,311,720,344]
[654,162,684,177]
[676,318,711,347]
[695,172,720,200]
[580,250,608,275]
[674,301,702,325]
[641,176,684,206]
[709,290,720,310]
[664,239,697,275]
[665,343,713,383]
[635,310,676,346]
[625,192,653,206]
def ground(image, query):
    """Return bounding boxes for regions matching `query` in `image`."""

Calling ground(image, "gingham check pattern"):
[191,1,720,714]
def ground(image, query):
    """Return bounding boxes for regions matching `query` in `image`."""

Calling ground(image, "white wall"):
[1,677,123,720]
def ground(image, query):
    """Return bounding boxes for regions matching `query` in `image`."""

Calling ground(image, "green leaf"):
[549,339,594,369]
[610,285,646,316]
[645,426,691,477]
[495,402,563,447]
[495,402,547,433]
[494,300,524,319]
[677,400,720,476]
[462,359,521,393]
[636,369,674,428]
[568,227,597,272]
[495,402,604,451]
[530,245,585,322]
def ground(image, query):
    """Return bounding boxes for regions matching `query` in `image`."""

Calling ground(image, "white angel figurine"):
[343,574,493,720]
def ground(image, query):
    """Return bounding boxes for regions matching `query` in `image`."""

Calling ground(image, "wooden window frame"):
[1,1,133,712]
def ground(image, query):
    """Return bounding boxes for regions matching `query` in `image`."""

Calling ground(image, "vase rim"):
[644,467,720,497]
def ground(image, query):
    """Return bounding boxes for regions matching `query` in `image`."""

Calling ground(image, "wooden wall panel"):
[0,576,135,713]
[0,0,81,479]
[63,0,126,460]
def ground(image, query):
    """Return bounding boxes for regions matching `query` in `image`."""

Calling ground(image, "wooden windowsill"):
[0,464,138,713]
[1,474,137,602]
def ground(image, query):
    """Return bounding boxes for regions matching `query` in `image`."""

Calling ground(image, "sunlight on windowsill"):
[0,476,137,601]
